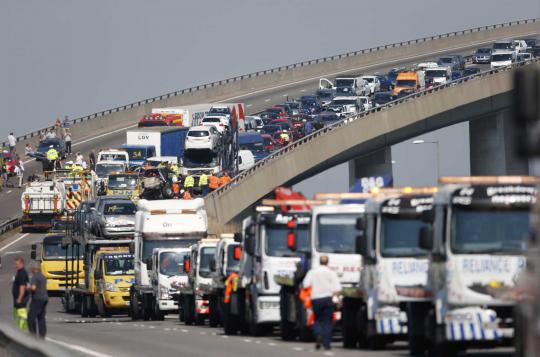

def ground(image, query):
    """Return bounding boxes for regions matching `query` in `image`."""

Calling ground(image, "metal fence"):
[208,59,538,200]
[2,18,538,148]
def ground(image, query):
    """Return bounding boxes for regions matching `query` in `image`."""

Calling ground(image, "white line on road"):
[264,99,271,102]
[6,190,11,194]
[47,337,115,357]
[0,233,30,252]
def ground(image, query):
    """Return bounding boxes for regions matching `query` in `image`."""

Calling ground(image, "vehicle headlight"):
[105,282,116,292]
[159,285,170,300]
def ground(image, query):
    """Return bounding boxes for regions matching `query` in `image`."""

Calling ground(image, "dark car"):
[524,38,537,48]
[462,67,481,77]
[472,48,492,64]
[259,111,280,124]
[299,95,322,112]
[373,92,396,106]
[315,111,341,127]
[376,75,393,91]
[451,70,463,81]
[260,124,282,135]
[239,132,270,161]
[32,138,67,161]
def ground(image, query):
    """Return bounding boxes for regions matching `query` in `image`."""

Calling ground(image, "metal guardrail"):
[2,18,538,147]
[0,323,71,357]
[0,217,21,235]
[209,59,538,200]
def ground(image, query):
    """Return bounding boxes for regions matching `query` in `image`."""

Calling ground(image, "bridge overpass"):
[204,62,531,226]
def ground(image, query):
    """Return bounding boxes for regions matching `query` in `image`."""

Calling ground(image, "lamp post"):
[412,139,440,180]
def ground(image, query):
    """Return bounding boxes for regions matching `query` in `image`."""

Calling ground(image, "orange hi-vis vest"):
[208,175,220,189]
[224,272,239,304]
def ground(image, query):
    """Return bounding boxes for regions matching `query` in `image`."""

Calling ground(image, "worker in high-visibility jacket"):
[208,175,219,191]
[170,164,179,176]
[46,147,59,172]
[223,272,239,304]
[219,172,231,187]
[198,173,209,196]
[183,175,195,195]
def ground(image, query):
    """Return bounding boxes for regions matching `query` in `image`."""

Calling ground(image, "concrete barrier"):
[0,323,70,357]
[7,19,539,156]
[204,61,526,224]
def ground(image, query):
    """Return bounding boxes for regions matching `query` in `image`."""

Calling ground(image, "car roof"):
[189,126,211,131]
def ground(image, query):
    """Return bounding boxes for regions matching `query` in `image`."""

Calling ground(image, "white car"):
[490,50,515,69]
[208,105,231,118]
[184,126,220,150]
[359,76,381,94]
[201,115,228,133]
[357,96,373,111]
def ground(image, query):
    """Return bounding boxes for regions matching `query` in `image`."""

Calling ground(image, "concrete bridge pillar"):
[348,147,393,188]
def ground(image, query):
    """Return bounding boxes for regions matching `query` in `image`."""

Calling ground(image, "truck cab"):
[31,234,84,292]
[149,247,190,320]
[106,172,141,201]
[180,239,219,325]
[121,144,156,168]
[97,149,129,165]
[416,177,536,356]
[94,160,127,195]
[21,180,66,231]
[392,71,425,95]
[425,67,452,87]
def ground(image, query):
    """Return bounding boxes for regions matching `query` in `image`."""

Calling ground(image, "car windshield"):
[493,42,512,50]
[380,216,428,257]
[43,242,83,260]
[103,202,136,215]
[203,118,221,123]
[332,99,356,105]
[316,214,359,254]
[240,141,265,152]
[492,54,512,61]
[142,239,199,263]
[125,148,147,161]
[439,58,453,63]
[264,224,310,257]
[425,70,448,78]
[335,79,354,87]
[159,251,188,276]
[188,130,209,137]
[226,245,241,272]
[99,153,126,161]
[95,164,125,178]
[209,107,229,114]
[362,77,374,83]
[450,208,530,254]
[104,255,134,275]
[476,48,491,54]
[108,175,137,189]
[198,247,216,278]
[396,79,417,87]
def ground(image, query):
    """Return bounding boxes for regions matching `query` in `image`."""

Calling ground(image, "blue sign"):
[350,175,393,193]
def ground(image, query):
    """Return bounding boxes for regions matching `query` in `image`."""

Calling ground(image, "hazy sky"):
[1,1,538,196]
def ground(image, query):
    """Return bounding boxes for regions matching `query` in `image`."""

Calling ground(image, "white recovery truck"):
[21,179,66,231]
[352,188,435,351]
[414,176,536,356]
[179,238,219,325]
[130,198,208,321]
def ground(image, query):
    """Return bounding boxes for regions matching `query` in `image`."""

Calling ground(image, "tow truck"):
[21,176,66,231]
[415,176,536,356]
[353,187,436,351]
[223,188,312,336]
[179,238,219,325]
[106,172,141,201]
[130,199,207,321]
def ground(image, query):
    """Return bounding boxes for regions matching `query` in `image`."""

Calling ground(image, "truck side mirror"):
[184,256,191,274]
[94,270,102,279]
[233,246,242,261]
[419,226,434,251]
[355,234,367,256]
[233,233,242,242]
[209,258,216,272]
[287,219,297,251]
[244,235,255,256]
[31,244,37,260]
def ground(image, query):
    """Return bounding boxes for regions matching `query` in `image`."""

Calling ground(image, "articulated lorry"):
[126,127,189,159]
[130,199,207,321]
[414,176,536,356]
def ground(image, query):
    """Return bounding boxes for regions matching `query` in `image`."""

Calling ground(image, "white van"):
[238,150,255,172]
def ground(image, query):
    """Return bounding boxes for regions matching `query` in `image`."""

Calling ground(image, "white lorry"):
[491,50,515,69]
[21,180,66,231]
[130,198,208,321]
[148,247,191,320]
[414,176,536,356]
[179,238,219,325]
[425,67,452,86]
[352,189,435,351]
[97,149,129,164]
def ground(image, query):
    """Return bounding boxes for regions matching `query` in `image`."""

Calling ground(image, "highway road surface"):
[0,232,515,357]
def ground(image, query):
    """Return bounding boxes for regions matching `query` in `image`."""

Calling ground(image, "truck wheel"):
[142,294,152,321]
[98,296,111,318]
[130,290,139,321]
[279,289,297,341]
[342,298,359,348]
[178,296,185,322]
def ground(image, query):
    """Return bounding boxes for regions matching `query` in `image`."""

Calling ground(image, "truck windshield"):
[331,99,357,106]
[492,54,512,61]
[43,243,83,260]
[142,239,199,263]
[159,251,188,276]
[183,150,218,167]
[425,70,447,78]
[103,203,136,215]
[240,142,265,152]
[104,256,134,275]
[316,214,359,254]
[96,164,125,178]
[108,176,137,189]
[451,208,530,254]
[380,216,428,257]
[264,224,310,257]
[198,247,216,278]
[493,42,512,50]
[396,80,417,87]
[335,79,354,87]
[125,148,148,161]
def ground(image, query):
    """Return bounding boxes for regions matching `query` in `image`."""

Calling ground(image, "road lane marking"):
[0,233,30,252]
[47,337,115,357]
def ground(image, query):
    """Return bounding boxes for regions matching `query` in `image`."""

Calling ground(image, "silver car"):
[91,196,136,238]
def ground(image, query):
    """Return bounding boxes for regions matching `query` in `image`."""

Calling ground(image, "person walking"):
[12,257,29,331]
[14,160,24,188]
[64,130,72,155]
[208,174,219,191]
[7,133,17,153]
[28,262,48,338]
[302,255,341,350]
[198,173,209,196]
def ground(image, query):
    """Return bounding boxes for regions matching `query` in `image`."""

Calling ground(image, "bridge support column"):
[348,148,393,188]
[469,109,528,176]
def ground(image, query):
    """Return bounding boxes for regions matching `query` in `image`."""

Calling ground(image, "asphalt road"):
[1,35,528,224]
[0,233,515,356]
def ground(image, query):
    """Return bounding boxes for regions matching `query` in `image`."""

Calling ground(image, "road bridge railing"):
[0,322,71,357]
[206,59,538,224]
[4,19,539,155]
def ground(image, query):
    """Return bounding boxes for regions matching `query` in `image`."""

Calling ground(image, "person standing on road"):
[89,151,96,171]
[64,130,72,155]
[302,255,341,350]
[12,257,29,331]
[28,262,48,338]
[14,160,24,188]
[7,133,17,153]
[198,173,209,196]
